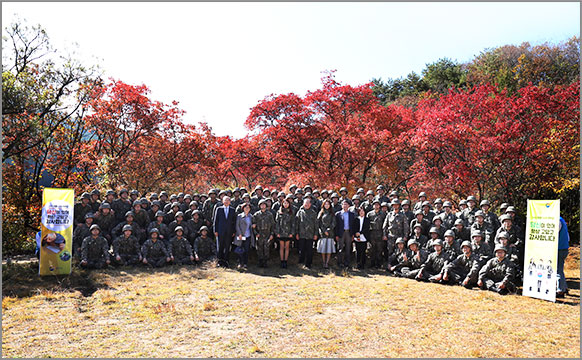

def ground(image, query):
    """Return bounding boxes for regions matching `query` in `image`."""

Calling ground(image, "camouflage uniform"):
[113,221,145,244]
[112,197,132,224]
[169,235,194,265]
[387,240,409,274]
[400,246,429,279]
[383,208,409,257]
[112,234,141,265]
[253,208,276,264]
[73,223,92,257]
[94,210,116,244]
[147,220,170,244]
[440,210,457,231]
[202,198,220,227]
[460,207,478,227]
[443,252,480,287]
[141,239,169,267]
[471,219,493,245]
[443,238,461,259]
[472,239,493,266]
[409,216,430,238]
[74,200,93,226]
[133,207,151,230]
[295,206,318,267]
[478,254,517,294]
[81,235,110,269]
[275,207,296,239]
[193,235,217,262]
[367,208,386,268]
[417,249,450,282]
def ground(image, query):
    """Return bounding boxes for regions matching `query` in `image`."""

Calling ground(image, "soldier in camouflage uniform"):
[442,229,461,259]
[186,209,205,245]
[147,200,162,223]
[456,199,468,218]
[387,237,409,274]
[74,192,93,227]
[90,189,101,213]
[367,199,387,268]
[496,231,520,279]
[440,201,457,231]
[375,185,389,205]
[400,239,429,279]
[413,192,427,212]
[236,193,257,215]
[493,214,523,249]
[112,189,133,226]
[409,223,429,249]
[453,218,471,242]
[420,201,435,224]
[442,240,480,288]
[348,194,362,213]
[471,230,493,266]
[132,200,151,230]
[478,245,517,295]
[113,211,145,244]
[431,215,446,239]
[168,211,191,242]
[409,210,431,238]
[295,198,318,268]
[471,210,494,245]
[73,212,94,257]
[424,227,441,253]
[480,200,500,235]
[361,190,375,213]
[253,199,276,267]
[250,185,264,208]
[141,228,171,267]
[401,199,415,226]
[194,226,217,263]
[275,197,295,268]
[383,199,409,258]
[147,210,170,245]
[415,239,450,282]
[94,202,116,245]
[112,224,142,266]
[330,192,341,214]
[460,195,478,227]
[80,224,110,269]
[202,189,220,229]
[433,198,444,216]
[168,226,195,265]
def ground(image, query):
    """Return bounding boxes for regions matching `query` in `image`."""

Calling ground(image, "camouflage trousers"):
[256,235,271,261]
[368,231,385,267]
[115,255,141,266]
[146,256,167,268]
[173,256,193,265]
[481,278,516,294]
[400,267,421,279]
[81,259,108,269]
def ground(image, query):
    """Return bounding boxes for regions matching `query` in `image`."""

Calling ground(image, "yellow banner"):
[522,199,560,302]
[39,188,74,275]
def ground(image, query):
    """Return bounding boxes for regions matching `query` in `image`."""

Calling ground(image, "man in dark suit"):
[335,200,357,268]
[213,196,236,267]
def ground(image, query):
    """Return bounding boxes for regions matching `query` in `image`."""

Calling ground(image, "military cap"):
[171,202,180,208]
[376,185,385,190]
[471,230,483,239]
[494,245,507,253]
[499,203,510,211]
[233,187,241,194]
[177,192,185,198]
[395,237,405,245]
[460,241,472,249]
[381,202,390,208]
[429,226,439,234]
[304,185,312,191]
[401,199,411,206]
[81,192,91,200]
[413,223,423,230]
[497,231,510,239]
[278,192,286,198]
[193,193,200,198]
[208,189,217,195]
[459,199,468,206]
[140,198,149,205]
[444,229,455,238]
[106,189,116,196]
[99,202,111,210]
[90,224,101,232]
[389,190,399,197]
[433,198,443,204]
[175,211,184,218]
[499,214,512,223]
[242,193,250,199]
[454,218,464,226]
[218,190,227,196]
[200,226,209,232]
[443,201,452,208]
[119,189,129,195]
[295,188,304,195]
[85,212,95,219]
[174,226,184,233]
[150,193,159,199]
[184,194,192,200]
[258,199,268,207]
[321,189,329,195]
[305,192,313,198]
[240,187,247,193]
[352,194,361,201]
[285,194,294,200]
[90,189,101,196]
[480,200,490,207]
[263,188,271,195]
[421,201,431,208]
[366,190,375,196]
[122,224,133,232]
[505,206,516,213]
[130,190,139,196]
[125,211,135,218]
[418,192,427,198]
[160,191,169,197]
[340,187,348,193]
[289,184,298,190]
[312,189,320,195]
[155,211,166,218]
[466,195,477,202]
[254,185,263,191]
[189,201,198,208]
[475,210,485,218]
[342,199,351,205]
[226,189,233,196]
[170,194,178,200]
[432,216,443,223]
[152,200,162,207]
[200,193,208,198]
[192,209,201,215]
[149,227,159,234]
[331,192,339,199]
[414,210,424,216]
[407,239,419,247]
[372,198,381,205]
[357,188,365,194]
[391,199,400,205]
[432,239,444,247]
[131,200,141,207]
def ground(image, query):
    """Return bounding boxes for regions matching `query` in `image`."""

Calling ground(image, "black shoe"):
[281,261,285,268]
[284,261,288,269]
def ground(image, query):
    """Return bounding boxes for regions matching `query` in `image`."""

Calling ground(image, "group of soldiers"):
[73,184,526,295]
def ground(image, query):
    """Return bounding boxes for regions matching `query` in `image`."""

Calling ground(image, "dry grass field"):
[2,246,580,358]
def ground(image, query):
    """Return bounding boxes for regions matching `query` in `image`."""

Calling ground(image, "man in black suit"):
[335,200,357,268]
[213,196,236,267]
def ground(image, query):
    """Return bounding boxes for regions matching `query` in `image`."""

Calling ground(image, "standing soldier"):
[453,218,471,242]
[251,185,264,208]
[90,189,101,213]
[339,187,349,204]
[186,210,205,245]
[159,191,169,210]
[362,190,375,213]
[74,192,93,227]
[367,199,387,269]
[132,200,151,230]
[94,203,116,245]
[253,199,276,268]
[330,192,341,214]
[147,200,162,223]
[440,201,457,231]
[295,198,318,269]
[102,190,116,210]
[129,190,140,203]
[433,198,444,216]
[383,199,409,258]
[272,192,286,213]
[73,213,94,257]
[141,228,171,267]
[80,224,110,269]
[202,189,220,228]
[477,245,517,295]
[401,200,415,226]
[413,192,428,212]
[112,189,133,226]
[442,240,480,288]
[480,200,500,235]
[112,224,142,266]
[276,198,296,268]
[461,195,479,227]
[168,226,195,265]
[421,201,435,224]
[494,214,522,249]
[375,185,389,205]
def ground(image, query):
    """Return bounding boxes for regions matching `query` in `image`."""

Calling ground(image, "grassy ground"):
[2,246,580,358]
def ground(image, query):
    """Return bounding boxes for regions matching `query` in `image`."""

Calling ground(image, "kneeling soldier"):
[442,241,480,288]
[112,224,142,266]
[477,245,517,295]
[400,239,428,279]
[387,237,409,275]
[169,226,195,265]
[416,239,449,282]
[193,226,217,263]
[80,224,110,269]
[141,228,171,267]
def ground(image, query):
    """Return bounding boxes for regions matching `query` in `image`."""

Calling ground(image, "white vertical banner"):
[522,199,560,302]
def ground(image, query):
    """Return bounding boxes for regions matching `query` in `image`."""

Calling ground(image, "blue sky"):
[2,2,580,138]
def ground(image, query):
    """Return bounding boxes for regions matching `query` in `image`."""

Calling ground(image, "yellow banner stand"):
[39,188,74,275]
[522,199,560,302]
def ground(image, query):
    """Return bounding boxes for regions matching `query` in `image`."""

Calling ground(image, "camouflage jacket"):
[367,210,386,233]
[113,234,141,257]
[478,257,516,284]
[295,207,318,239]
[445,253,480,281]
[168,236,193,258]
[193,236,217,258]
[81,235,110,262]
[141,239,169,259]
[253,210,275,238]
[420,251,450,274]
[275,208,296,238]
[383,210,410,240]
